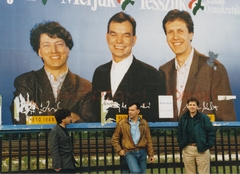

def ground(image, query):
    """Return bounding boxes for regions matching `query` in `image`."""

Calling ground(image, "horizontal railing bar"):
[1,122,240,134]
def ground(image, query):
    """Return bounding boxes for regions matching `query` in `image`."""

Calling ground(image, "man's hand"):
[118,150,126,156]
[55,168,61,172]
[148,156,154,163]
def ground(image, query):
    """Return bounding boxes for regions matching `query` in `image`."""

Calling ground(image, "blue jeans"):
[124,149,147,174]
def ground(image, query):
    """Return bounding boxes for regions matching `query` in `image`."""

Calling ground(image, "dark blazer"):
[11,67,95,124]
[48,124,76,170]
[160,49,236,121]
[92,56,166,122]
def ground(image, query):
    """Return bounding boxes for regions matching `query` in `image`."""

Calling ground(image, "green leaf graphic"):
[42,0,47,5]
[121,0,134,11]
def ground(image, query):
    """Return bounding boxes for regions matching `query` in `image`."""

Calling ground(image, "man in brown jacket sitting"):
[111,102,154,173]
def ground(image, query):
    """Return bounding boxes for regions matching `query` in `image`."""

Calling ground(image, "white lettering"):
[121,102,127,109]
[205,4,240,15]
[141,102,151,109]
[91,0,98,10]
[14,93,60,120]
[92,0,116,11]
[140,0,186,11]
[202,101,218,112]
[206,0,225,5]
[182,101,219,113]
[61,0,80,4]
[80,0,91,5]
[61,0,117,11]
[40,101,59,113]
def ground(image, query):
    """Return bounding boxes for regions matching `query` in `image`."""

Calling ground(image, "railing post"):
[0,134,2,172]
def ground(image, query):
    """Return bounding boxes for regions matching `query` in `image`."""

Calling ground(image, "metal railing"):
[0,122,240,173]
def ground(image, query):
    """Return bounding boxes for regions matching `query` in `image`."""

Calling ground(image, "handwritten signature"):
[202,101,218,112]
[182,101,218,112]
[14,93,60,120]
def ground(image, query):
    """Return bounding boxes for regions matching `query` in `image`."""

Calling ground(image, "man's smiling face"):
[165,19,193,59]
[106,21,137,63]
[38,33,69,72]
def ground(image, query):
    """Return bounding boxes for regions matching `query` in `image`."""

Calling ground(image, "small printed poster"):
[158,95,174,118]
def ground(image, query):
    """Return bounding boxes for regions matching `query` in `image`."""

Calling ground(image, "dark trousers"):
[54,168,76,173]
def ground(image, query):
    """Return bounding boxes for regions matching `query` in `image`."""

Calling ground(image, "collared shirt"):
[175,47,194,116]
[129,117,140,145]
[110,54,133,96]
[45,68,68,101]
[187,114,197,143]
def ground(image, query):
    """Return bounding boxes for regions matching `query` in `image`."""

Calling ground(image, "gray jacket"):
[49,124,76,169]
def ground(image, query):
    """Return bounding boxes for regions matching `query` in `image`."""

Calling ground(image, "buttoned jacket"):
[92,56,166,122]
[159,49,236,121]
[11,67,95,124]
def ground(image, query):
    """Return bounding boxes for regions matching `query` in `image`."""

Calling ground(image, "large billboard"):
[0,0,239,125]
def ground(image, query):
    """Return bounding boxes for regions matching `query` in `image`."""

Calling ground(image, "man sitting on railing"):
[111,102,154,173]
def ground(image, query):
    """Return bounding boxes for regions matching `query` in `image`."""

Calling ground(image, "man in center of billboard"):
[92,12,166,123]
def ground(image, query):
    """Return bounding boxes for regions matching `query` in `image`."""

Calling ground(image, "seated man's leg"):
[182,146,197,174]
[125,151,141,173]
[138,149,147,173]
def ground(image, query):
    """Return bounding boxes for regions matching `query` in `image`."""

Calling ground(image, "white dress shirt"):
[110,55,133,96]
[175,47,194,116]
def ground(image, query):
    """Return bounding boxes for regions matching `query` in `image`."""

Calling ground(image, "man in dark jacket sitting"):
[177,97,215,174]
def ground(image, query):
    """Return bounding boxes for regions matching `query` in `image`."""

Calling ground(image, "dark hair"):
[128,102,141,110]
[162,9,194,35]
[55,109,71,124]
[30,21,74,55]
[107,12,136,36]
[187,97,199,106]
